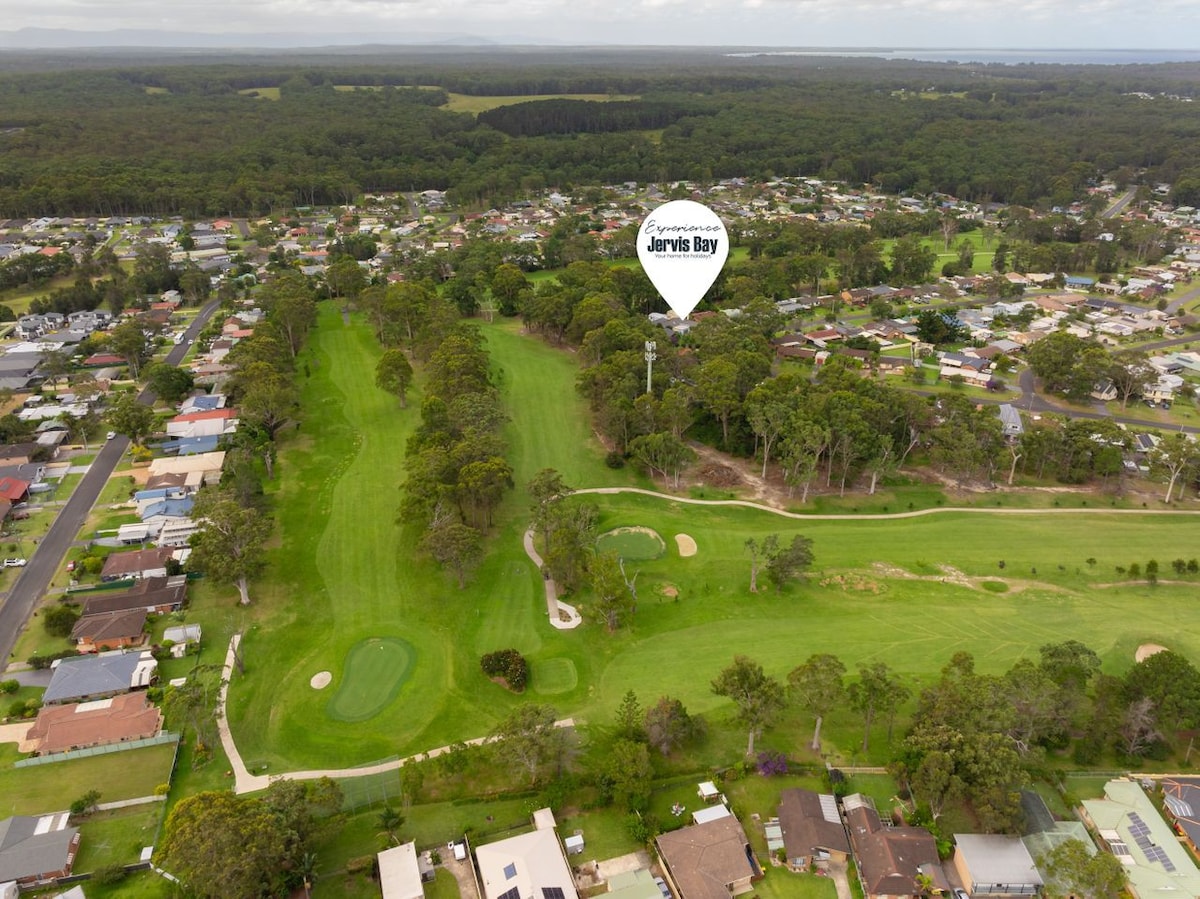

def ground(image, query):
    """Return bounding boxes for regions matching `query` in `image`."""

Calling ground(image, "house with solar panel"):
[474,807,578,899]
[1161,777,1200,854]
[775,788,851,871]
[1080,779,1200,898]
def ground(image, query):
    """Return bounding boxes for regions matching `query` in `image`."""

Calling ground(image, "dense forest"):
[2,49,1200,215]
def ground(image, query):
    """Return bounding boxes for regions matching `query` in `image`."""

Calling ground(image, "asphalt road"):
[0,299,220,669]
[1101,187,1137,220]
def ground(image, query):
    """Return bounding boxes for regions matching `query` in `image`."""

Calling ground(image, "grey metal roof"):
[0,814,78,882]
[43,651,148,704]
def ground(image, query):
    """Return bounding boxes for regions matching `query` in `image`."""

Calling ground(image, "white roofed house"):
[997,404,1024,440]
[951,834,1043,897]
[475,808,578,899]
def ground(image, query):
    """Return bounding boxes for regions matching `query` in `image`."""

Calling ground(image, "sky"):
[3,0,1200,52]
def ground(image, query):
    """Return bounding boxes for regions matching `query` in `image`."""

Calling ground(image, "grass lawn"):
[72,803,165,872]
[221,304,1200,776]
[0,743,176,817]
[754,868,839,899]
[439,92,640,115]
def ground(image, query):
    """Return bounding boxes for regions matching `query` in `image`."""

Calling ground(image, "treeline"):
[361,282,514,586]
[477,98,711,137]
[4,59,1200,214]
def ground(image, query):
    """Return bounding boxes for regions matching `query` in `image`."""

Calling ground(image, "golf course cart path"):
[219,634,576,794]
[572,486,1200,519]
[522,528,582,629]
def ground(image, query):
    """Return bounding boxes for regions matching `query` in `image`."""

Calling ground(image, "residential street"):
[0,299,220,669]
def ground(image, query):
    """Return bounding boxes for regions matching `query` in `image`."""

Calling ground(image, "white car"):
[106,431,117,441]
[4,558,27,568]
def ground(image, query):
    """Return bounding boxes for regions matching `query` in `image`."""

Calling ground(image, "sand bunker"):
[310,671,332,689]
[675,534,697,557]
[1136,643,1168,663]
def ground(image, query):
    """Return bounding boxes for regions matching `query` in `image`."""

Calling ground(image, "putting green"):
[532,658,578,695]
[596,527,665,561]
[327,637,416,723]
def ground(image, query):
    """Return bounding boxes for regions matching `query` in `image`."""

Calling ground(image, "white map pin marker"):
[637,199,729,320]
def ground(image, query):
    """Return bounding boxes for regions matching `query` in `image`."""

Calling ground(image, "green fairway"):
[224,304,1200,772]
[327,637,416,722]
[596,526,666,560]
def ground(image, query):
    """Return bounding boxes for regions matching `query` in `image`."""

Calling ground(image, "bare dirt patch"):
[819,573,884,594]
[695,462,743,489]
[660,584,679,598]
[310,671,332,689]
[1136,643,1168,663]
[675,534,697,557]
[868,562,1053,595]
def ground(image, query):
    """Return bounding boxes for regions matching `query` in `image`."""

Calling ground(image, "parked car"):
[4,558,27,568]
[655,878,672,899]
[106,431,117,440]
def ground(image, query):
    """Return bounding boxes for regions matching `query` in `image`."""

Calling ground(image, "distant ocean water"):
[725,49,1200,65]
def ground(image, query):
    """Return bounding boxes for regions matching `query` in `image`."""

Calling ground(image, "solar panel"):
[498,888,520,899]
[544,889,566,899]
[503,863,517,880]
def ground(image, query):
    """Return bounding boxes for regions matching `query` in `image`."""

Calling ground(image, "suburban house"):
[100,547,175,582]
[1080,779,1200,899]
[655,813,760,899]
[164,408,238,439]
[20,692,163,755]
[998,405,1024,439]
[70,608,148,653]
[843,794,946,899]
[377,841,433,899]
[606,869,663,899]
[1019,790,1098,892]
[474,808,578,899]
[776,788,851,871]
[951,835,1043,897]
[42,650,158,705]
[0,814,80,886]
[80,575,187,617]
[146,451,226,489]
[1159,778,1200,854]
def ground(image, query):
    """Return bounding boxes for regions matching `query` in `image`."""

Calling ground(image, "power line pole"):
[644,340,657,395]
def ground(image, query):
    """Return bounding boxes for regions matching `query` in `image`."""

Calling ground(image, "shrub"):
[0,679,17,695]
[42,603,81,638]
[27,649,80,669]
[756,750,788,777]
[605,450,626,469]
[69,789,101,816]
[480,649,528,691]
[93,863,127,886]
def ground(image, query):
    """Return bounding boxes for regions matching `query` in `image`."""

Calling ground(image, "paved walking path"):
[521,529,582,629]
[217,634,576,794]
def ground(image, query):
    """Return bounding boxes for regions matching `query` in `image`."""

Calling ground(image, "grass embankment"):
[223,305,1200,774]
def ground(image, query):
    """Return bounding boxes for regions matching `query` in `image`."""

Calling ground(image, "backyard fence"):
[14,731,180,767]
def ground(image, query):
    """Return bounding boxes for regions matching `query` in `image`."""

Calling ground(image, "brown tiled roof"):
[656,816,757,899]
[22,692,162,754]
[81,576,187,616]
[145,472,189,491]
[100,547,173,579]
[71,608,147,646]
[845,801,941,898]
[778,789,850,860]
